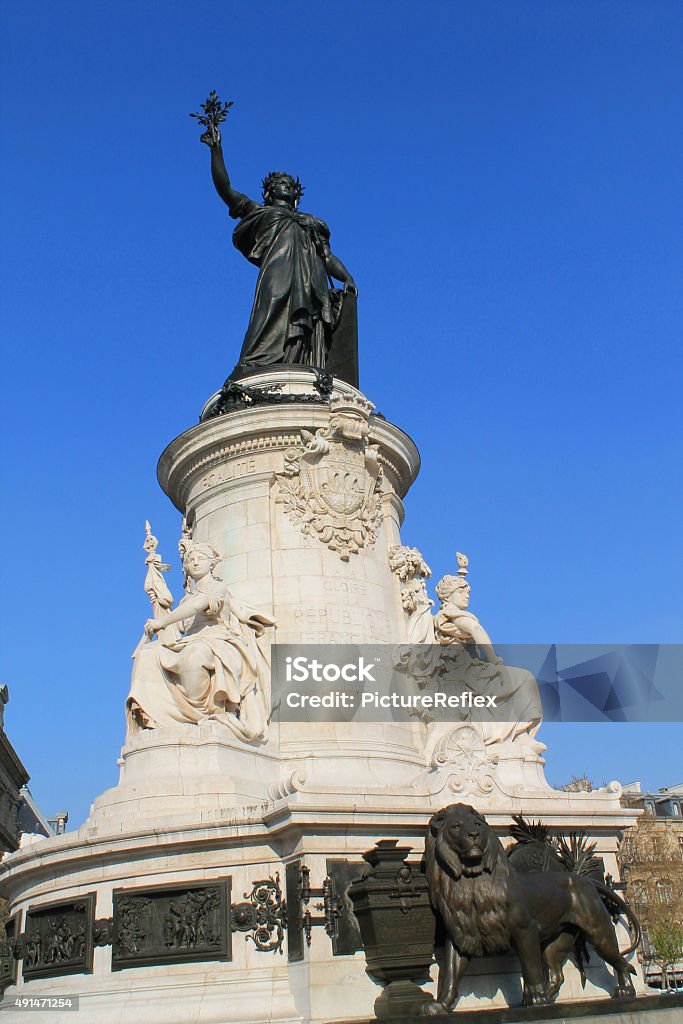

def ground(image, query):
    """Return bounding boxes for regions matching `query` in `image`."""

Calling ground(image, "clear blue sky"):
[1,1,681,827]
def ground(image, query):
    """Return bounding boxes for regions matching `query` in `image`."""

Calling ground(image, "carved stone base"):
[0,789,644,1023]
[334,992,683,1023]
[0,370,648,1022]
[374,980,432,1020]
[88,721,280,828]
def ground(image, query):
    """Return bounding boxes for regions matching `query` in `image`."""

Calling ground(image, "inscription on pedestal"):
[200,458,257,489]
[322,579,368,597]
[112,879,231,970]
[289,605,392,643]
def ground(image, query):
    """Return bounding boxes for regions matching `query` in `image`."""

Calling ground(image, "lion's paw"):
[420,1001,451,1016]
[523,988,550,1007]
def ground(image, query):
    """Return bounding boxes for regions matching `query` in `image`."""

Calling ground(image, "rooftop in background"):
[622,782,683,819]
[17,785,68,841]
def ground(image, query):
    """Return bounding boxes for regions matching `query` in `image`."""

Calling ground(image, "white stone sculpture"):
[432,554,545,754]
[428,723,497,796]
[275,394,383,560]
[388,543,434,643]
[126,525,275,742]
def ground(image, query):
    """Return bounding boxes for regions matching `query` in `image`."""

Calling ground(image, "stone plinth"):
[333,992,683,1023]
[0,370,647,1023]
[0,795,644,1024]
[159,369,426,793]
[88,722,280,829]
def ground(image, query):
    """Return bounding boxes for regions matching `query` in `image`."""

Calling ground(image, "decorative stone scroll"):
[112,880,231,970]
[429,723,497,797]
[22,895,95,981]
[275,395,383,560]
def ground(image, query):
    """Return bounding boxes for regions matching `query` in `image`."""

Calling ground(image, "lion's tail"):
[593,880,641,958]
[574,934,589,988]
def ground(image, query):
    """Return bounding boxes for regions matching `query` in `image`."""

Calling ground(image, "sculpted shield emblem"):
[275,396,383,560]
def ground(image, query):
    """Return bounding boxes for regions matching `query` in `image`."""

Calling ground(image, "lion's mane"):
[425,804,512,958]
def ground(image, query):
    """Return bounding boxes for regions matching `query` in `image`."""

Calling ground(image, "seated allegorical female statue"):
[433,556,545,754]
[126,533,275,744]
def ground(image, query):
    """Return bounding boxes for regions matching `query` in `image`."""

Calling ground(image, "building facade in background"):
[0,686,67,856]
[619,782,683,990]
[0,688,29,855]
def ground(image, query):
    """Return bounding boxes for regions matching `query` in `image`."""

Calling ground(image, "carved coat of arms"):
[275,396,383,560]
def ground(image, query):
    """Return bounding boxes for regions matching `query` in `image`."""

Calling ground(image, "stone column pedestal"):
[158,369,426,794]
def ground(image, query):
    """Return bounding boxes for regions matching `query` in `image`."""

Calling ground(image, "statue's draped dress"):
[229,193,334,368]
[126,576,274,742]
[433,609,545,750]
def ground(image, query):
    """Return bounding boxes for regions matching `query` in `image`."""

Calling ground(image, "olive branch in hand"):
[189,91,233,145]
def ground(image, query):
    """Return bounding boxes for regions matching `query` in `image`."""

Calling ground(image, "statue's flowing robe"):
[126,577,274,742]
[229,193,334,368]
[431,612,545,751]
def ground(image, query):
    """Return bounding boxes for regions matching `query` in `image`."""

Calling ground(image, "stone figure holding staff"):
[191,92,357,381]
[127,522,275,743]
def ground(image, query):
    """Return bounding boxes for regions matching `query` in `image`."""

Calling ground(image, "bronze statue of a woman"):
[193,93,357,382]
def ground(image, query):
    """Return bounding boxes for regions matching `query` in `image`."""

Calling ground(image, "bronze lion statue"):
[422,803,639,1012]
